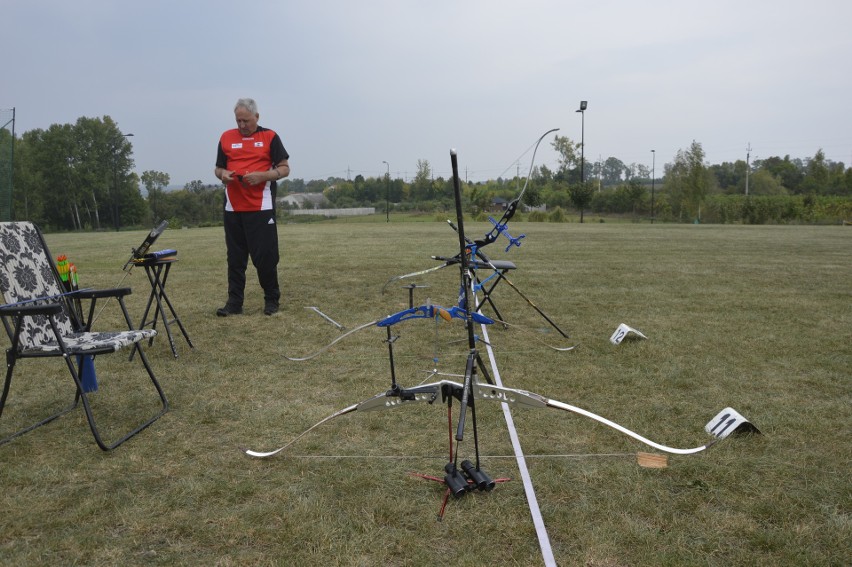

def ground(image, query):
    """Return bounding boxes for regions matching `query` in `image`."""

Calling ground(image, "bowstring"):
[88,268,132,327]
[496,127,560,202]
[516,127,560,205]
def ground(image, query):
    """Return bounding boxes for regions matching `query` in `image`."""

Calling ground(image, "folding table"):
[131,253,193,358]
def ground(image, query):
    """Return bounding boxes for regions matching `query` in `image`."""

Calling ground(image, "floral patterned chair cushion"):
[0,221,156,354]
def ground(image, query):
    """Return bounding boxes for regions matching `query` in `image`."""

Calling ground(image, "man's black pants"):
[223,210,280,308]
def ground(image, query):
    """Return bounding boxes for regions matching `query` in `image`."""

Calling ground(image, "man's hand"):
[241,171,268,186]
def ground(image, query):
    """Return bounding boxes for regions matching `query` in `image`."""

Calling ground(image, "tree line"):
[4,116,851,231]
[290,137,851,224]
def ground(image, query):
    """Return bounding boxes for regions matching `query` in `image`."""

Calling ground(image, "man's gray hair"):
[234,98,258,115]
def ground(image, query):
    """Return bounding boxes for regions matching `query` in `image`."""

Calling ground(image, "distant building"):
[491,197,509,212]
[279,193,327,209]
[490,196,546,213]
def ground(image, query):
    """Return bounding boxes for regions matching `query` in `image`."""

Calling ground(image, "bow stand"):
[377,148,500,500]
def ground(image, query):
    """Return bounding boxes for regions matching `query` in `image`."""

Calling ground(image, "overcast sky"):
[3,0,851,186]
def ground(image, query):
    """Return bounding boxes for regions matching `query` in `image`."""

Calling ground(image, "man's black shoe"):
[216,304,243,317]
[263,302,279,316]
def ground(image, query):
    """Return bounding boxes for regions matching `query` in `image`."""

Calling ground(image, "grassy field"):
[1,219,849,566]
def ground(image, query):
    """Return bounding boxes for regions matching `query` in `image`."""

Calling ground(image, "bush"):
[548,207,566,222]
[696,194,852,224]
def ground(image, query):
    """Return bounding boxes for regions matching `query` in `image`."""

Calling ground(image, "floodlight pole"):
[382,160,390,222]
[576,101,587,183]
[651,149,656,224]
[745,143,751,196]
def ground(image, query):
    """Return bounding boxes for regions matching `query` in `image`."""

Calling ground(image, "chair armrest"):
[76,287,133,299]
[0,302,64,317]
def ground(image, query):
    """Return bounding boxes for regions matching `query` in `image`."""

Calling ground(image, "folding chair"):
[431,252,569,338]
[0,221,168,450]
[469,258,516,324]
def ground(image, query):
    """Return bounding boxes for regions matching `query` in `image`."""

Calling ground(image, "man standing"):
[215,98,289,316]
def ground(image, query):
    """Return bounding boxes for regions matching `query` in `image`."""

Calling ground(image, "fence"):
[287,207,375,217]
[0,108,14,221]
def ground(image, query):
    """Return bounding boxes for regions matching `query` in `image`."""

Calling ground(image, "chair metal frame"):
[0,221,168,450]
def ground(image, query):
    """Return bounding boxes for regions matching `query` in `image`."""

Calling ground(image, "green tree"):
[551,135,581,182]
[185,180,205,194]
[843,168,852,196]
[410,159,433,201]
[324,181,355,206]
[467,183,490,214]
[354,176,383,203]
[141,170,171,224]
[141,170,170,195]
[391,177,407,203]
[72,116,113,229]
[67,115,142,230]
[625,178,645,216]
[0,127,13,221]
[569,181,595,223]
[306,178,329,194]
[12,121,113,230]
[280,178,306,193]
[801,149,830,194]
[11,132,47,223]
[627,162,651,181]
[664,141,717,222]
[40,124,83,229]
[748,169,787,195]
[831,162,851,196]
[537,164,554,184]
[755,155,803,193]
[523,181,543,208]
[710,160,748,194]
[601,156,626,186]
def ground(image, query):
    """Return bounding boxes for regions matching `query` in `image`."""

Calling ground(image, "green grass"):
[1,221,850,566]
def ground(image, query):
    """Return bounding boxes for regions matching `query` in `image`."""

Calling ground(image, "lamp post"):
[745,143,751,196]
[382,160,390,222]
[575,100,587,183]
[650,149,655,224]
[111,132,134,231]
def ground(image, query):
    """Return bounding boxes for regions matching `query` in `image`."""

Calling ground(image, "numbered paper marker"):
[705,407,760,439]
[610,323,648,345]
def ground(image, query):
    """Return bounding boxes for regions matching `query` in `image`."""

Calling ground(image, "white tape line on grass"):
[479,321,556,567]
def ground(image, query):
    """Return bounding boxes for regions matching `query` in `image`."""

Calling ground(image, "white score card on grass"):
[610,323,648,345]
